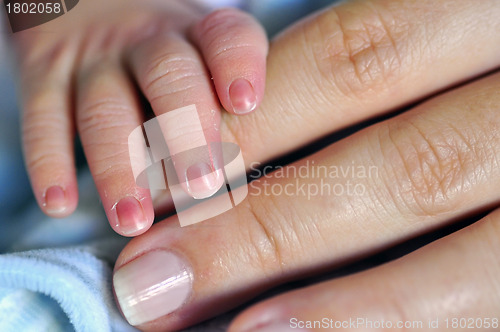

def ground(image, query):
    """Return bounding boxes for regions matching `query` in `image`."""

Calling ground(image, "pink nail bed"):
[43,185,67,214]
[115,196,147,236]
[185,162,222,199]
[113,250,193,326]
[229,78,257,114]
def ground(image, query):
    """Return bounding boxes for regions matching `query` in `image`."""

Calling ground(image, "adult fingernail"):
[43,185,67,214]
[229,78,257,114]
[113,251,193,326]
[253,322,309,332]
[115,196,148,235]
[185,162,222,199]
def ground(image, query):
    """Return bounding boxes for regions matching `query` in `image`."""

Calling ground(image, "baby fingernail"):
[185,162,222,199]
[113,251,193,326]
[115,197,148,235]
[43,185,67,214]
[229,78,257,114]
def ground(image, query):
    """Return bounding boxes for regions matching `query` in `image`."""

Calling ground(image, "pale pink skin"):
[15,0,268,237]
[112,0,500,331]
[15,0,500,331]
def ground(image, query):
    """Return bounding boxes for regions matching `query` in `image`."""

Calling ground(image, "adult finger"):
[191,8,268,115]
[221,0,500,165]
[113,70,500,330]
[76,59,154,236]
[129,33,224,200]
[229,208,500,332]
[127,0,500,215]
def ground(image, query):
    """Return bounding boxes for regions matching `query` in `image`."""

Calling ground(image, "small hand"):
[16,0,268,236]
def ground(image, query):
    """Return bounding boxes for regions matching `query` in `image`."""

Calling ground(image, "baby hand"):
[15,0,268,236]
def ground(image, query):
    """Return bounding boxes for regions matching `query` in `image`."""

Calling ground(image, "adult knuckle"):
[307,3,408,98]
[241,187,325,275]
[377,118,488,217]
[221,112,255,153]
[238,193,310,276]
[238,196,286,276]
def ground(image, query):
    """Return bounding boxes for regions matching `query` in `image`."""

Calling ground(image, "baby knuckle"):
[93,160,132,181]
[196,7,244,37]
[23,86,61,116]
[196,8,258,64]
[142,52,203,102]
[77,99,131,133]
[26,151,64,171]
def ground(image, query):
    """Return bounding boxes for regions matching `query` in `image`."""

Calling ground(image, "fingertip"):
[184,161,225,199]
[43,185,67,214]
[228,78,258,115]
[108,194,154,237]
[191,7,268,115]
[212,53,267,117]
[39,181,78,218]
